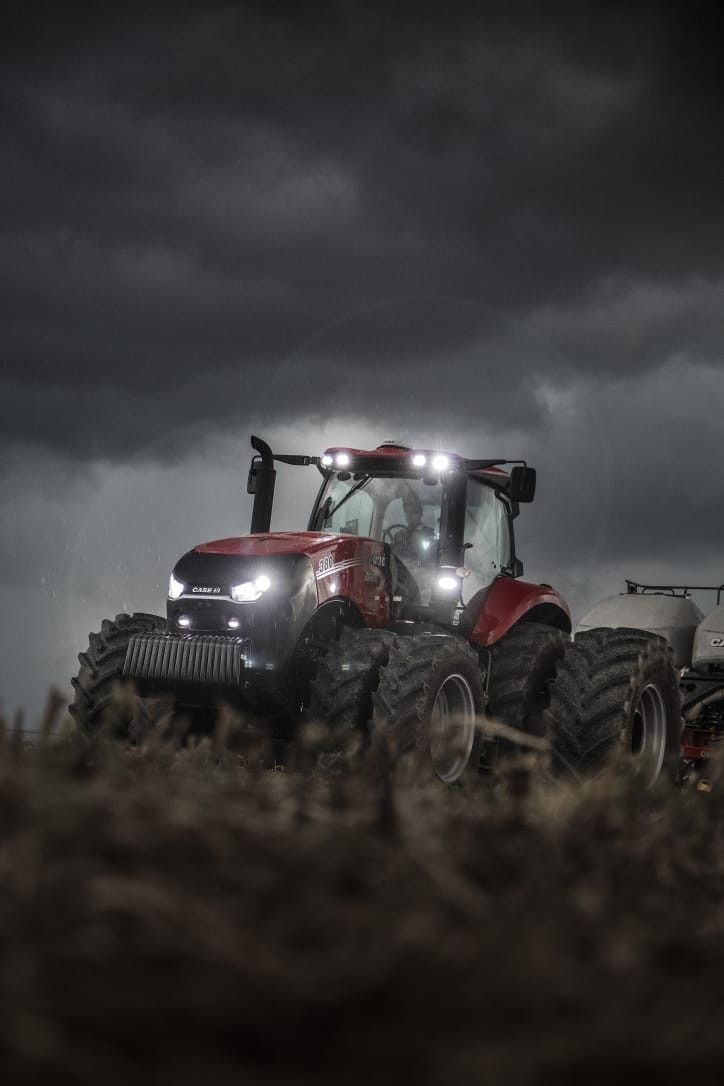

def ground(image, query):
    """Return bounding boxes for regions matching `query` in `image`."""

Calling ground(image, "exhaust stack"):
[248,435,277,534]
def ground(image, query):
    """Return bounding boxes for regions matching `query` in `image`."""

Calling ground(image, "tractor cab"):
[246,435,536,621]
[309,450,517,613]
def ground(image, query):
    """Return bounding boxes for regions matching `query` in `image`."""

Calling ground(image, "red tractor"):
[71,435,673,782]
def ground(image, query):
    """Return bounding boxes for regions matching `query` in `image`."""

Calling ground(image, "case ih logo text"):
[710,637,724,648]
[192,586,222,594]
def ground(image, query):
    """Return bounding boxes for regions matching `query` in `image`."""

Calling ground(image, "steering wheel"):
[382,524,408,545]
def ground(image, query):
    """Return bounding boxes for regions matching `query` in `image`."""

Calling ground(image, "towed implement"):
[565,580,724,779]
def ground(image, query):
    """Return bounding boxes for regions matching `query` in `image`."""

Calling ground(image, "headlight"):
[231,574,272,603]
[168,573,185,600]
[437,574,459,591]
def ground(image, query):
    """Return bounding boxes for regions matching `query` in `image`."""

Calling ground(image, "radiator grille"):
[123,633,249,686]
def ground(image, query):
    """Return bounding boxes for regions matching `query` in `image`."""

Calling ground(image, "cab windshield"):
[313,473,443,604]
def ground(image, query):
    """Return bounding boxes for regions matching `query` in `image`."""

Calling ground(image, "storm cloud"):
[2,2,723,715]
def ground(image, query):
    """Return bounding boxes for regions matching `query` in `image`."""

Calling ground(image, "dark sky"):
[2,2,724,718]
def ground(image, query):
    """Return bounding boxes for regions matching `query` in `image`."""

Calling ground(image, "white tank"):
[692,602,724,671]
[577,593,703,668]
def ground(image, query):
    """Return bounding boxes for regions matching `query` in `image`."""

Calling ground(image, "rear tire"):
[307,626,395,733]
[546,627,681,784]
[70,612,167,735]
[486,621,567,748]
[372,633,485,784]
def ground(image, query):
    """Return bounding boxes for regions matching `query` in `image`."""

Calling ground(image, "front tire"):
[372,633,485,784]
[70,612,167,735]
[307,626,395,733]
[546,627,682,785]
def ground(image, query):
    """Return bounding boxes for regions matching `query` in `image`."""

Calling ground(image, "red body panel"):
[681,726,719,762]
[195,532,390,627]
[313,536,390,627]
[472,466,509,481]
[469,577,571,646]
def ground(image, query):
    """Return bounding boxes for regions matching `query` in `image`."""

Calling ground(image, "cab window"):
[324,485,374,536]
[463,478,511,600]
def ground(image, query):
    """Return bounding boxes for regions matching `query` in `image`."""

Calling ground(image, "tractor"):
[70,436,681,783]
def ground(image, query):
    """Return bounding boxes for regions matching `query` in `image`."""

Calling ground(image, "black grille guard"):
[123,633,250,687]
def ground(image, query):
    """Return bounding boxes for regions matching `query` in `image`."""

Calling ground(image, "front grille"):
[123,633,249,686]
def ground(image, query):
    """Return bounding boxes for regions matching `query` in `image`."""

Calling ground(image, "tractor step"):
[123,633,251,687]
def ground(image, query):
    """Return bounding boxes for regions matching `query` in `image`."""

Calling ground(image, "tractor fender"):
[578,592,703,668]
[298,597,366,644]
[465,577,571,647]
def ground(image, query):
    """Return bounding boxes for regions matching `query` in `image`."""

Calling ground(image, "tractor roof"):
[321,444,511,482]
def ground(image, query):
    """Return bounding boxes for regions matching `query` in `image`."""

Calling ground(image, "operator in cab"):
[392,490,436,565]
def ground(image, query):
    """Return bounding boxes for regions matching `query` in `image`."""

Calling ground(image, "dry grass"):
[1,692,723,1083]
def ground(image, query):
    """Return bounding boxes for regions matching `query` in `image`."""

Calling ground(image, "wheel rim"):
[429,673,477,783]
[630,682,667,784]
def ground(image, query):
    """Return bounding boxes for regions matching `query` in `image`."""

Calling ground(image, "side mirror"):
[503,556,524,578]
[509,466,536,503]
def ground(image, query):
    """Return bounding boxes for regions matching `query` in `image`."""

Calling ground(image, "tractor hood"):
[194,531,353,558]
[169,531,390,639]
[168,545,318,661]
